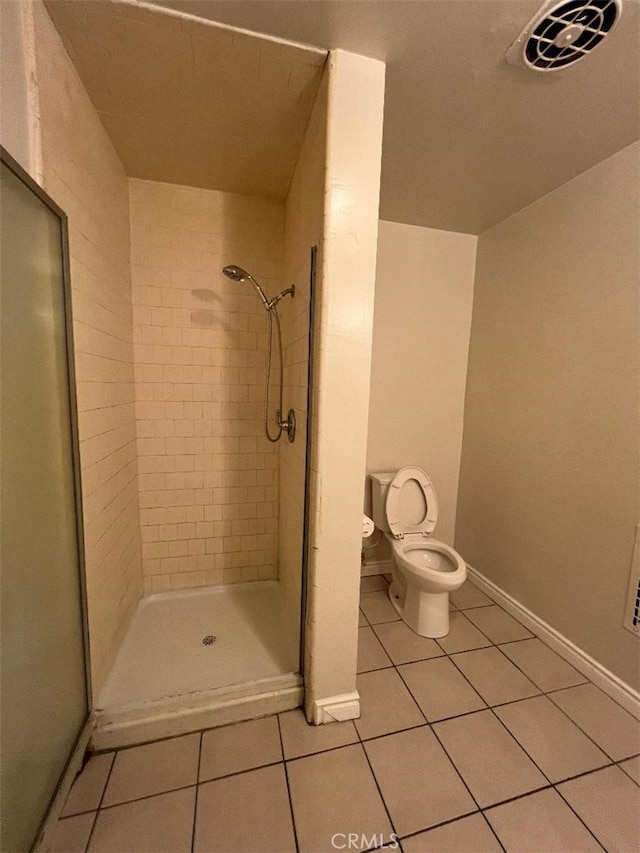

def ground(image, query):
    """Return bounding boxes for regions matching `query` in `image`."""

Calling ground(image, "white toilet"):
[370,467,467,638]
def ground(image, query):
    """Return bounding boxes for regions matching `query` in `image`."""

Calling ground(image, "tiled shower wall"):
[34,2,144,696]
[129,179,283,592]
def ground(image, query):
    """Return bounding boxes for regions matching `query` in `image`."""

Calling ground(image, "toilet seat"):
[385,466,438,539]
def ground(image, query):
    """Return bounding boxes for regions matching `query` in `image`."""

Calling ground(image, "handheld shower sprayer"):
[221,265,296,442]
[222,266,295,313]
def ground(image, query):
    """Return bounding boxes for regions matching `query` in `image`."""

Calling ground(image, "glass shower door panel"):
[1,160,88,851]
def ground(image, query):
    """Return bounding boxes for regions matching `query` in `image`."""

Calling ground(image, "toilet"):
[370,467,467,638]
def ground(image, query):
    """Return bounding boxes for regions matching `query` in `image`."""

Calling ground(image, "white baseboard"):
[361,559,392,577]
[35,715,94,851]
[468,564,640,720]
[306,691,360,724]
[92,674,303,749]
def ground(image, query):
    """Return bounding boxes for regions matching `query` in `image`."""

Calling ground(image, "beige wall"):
[304,51,386,723]
[33,1,143,697]
[457,142,640,690]
[129,179,282,592]
[0,0,38,175]
[367,220,477,551]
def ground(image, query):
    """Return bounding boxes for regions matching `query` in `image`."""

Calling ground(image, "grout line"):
[427,722,486,817]
[276,715,300,853]
[543,687,636,763]
[356,724,402,845]
[83,751,116,852]
[92,728,207,755]
[434,616,612,849]
[478,811,508,852]
[190,732,202,853]
[551,781,609,849]
[96,783,198,812]
[360,574,633,835]
[283,738,363,763]
[396,809,504,850]
[198,759,284,785]
[356,593,489,834]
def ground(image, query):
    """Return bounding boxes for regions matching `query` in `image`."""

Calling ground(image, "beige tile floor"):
[50,577,640,853]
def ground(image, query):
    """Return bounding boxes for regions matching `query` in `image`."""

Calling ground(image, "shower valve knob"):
[276,409,296,443]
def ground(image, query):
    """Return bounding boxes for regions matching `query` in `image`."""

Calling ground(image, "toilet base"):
[388,580,450,638]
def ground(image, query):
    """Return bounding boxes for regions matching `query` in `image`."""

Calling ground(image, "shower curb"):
[91,674,303,750]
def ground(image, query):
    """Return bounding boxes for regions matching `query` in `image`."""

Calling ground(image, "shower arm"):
[266,284,295,312]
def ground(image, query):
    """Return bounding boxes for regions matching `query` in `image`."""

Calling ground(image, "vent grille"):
[508,0,622,72]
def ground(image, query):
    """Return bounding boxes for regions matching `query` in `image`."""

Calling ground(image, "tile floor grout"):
[359,590,608,848]
[190,731,203,853]
[357,581,633,850]
[54,577,640,853]
[277,713,301,853]
[83,751,115,852]
[360,589,634,796]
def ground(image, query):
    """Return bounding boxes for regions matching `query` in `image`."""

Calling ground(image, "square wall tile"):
[495,695,609,782]
[401,814,502,853]
[464,605,533,644]
[433,710,547,808]
[287,744,393,853]
[373,620,444,665]
[89,788,195,853]
[62,753,114,816]
[357,626,393,673]
[558,766,640,852]
[451,647,540,706]
[399,657,485,722]
[279,709,358,760]
[355,668,425,740]
[199,716,282,781]
[485,788,602,852]
[195,764,295,852]
[498,638,587,692]
[548,684,640,760]
[102,734,200,806]
[436,612,492,655]
[364,726,476,836]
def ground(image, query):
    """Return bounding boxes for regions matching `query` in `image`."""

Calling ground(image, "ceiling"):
[44,0,326,200]
[47,0,640,234]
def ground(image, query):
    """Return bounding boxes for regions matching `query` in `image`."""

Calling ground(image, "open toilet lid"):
[385,466,438,539]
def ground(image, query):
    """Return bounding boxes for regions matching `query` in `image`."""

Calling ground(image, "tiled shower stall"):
[17,0,386,750]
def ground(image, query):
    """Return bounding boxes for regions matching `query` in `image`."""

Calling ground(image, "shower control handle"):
[276,409,296,443]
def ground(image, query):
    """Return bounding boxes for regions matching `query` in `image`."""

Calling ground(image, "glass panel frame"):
[0,145,91,851]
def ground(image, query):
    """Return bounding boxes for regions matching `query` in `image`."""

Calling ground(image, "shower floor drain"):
[202,634,217,646]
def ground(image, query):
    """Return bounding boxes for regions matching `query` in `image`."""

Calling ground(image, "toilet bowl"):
[370,467,467,638]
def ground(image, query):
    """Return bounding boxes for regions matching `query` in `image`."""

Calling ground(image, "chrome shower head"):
[222,265,251,282]
[222,264,270,310]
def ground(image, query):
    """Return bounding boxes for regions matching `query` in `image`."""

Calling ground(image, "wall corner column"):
[304,49,386,723]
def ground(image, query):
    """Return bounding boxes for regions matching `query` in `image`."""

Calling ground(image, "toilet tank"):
[369,472,394,533]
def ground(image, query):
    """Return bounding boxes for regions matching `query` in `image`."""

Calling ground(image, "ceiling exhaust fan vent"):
[507,0,622,72]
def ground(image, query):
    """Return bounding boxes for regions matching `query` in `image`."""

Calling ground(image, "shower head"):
[222,264,270,310]
[222,265,252,282]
